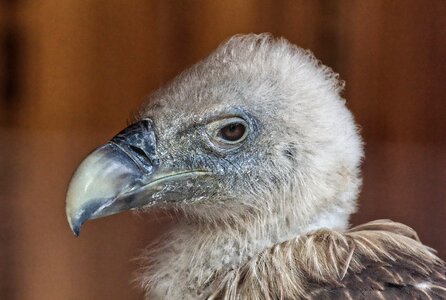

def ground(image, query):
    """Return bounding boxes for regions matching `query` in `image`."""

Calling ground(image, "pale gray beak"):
[66,119,160,236]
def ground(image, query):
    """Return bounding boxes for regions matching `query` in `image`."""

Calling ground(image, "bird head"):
[66,34,363,236]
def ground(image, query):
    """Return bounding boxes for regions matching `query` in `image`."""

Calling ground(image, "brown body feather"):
[209,220,446,299]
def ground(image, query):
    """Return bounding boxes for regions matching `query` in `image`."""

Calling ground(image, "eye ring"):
[209,117,249,147]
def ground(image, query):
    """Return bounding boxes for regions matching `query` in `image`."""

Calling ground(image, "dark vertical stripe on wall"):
[1,28,21,117]
[0,1,21,299]
[1,4,22,127]
[154,0,200,80]
[313,0,341,73]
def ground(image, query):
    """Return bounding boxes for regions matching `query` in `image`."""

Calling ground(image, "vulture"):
[66,34,446,299]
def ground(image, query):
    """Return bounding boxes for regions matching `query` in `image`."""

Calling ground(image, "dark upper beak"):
[66,119,160,236]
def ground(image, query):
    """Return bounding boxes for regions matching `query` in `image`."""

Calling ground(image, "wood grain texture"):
[1,1,445,299]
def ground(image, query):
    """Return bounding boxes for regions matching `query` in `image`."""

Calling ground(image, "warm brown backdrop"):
[1,1,445,299]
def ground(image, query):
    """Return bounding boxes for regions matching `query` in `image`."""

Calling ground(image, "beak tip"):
[71,225,81,237]
[67,214,82,237]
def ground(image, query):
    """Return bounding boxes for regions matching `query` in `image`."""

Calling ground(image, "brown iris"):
[218,122,246,142]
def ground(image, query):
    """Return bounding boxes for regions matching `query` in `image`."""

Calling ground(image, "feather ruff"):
[209,220,446,300]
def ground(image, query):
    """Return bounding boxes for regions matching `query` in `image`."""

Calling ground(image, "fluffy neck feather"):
[139,205,349,299]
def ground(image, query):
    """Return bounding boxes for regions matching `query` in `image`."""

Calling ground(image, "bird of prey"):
[66,34,446,299]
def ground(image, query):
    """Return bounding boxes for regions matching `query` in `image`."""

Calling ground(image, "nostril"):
[109,119,159,172]
[129,145,160,167]
[130,145,150,161]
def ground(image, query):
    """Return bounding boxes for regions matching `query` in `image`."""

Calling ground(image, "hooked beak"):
[65,119,207,236]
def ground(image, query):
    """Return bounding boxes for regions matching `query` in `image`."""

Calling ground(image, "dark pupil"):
[219,123,246,141]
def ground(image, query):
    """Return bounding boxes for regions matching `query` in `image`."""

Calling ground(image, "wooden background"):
[1,1,445,299]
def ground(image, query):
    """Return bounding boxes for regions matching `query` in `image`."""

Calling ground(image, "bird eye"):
[218,122,246,142]
[207,117,249,148]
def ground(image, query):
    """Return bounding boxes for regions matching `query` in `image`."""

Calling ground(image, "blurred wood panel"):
[340,1,446,258]
[1,1,445,299]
